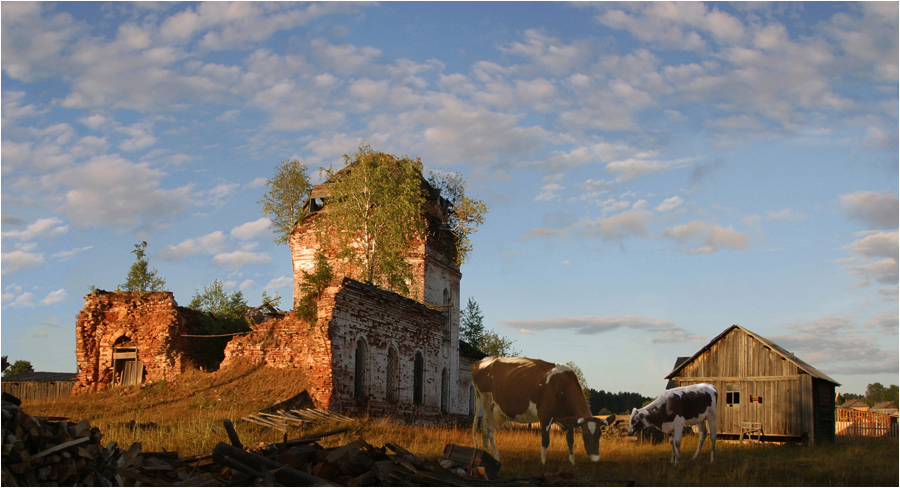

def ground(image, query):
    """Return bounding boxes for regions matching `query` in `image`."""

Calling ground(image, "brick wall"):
[74,291,189,393]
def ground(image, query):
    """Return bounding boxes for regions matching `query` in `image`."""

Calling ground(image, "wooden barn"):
[1,372,78,402]
[665,325,840,445]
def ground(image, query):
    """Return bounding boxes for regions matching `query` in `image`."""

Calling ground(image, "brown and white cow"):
[471,357,608,465]
[627,383,717,466]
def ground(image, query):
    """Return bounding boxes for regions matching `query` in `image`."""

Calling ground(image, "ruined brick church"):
[74,161,484,420]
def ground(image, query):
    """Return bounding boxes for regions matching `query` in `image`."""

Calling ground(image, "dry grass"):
[24,366,899,485]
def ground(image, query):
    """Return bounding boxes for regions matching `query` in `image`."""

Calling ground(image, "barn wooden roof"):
[1,372,78,383]
[665,324,840,386]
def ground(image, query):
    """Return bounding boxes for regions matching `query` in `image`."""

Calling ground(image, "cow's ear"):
[608,414,616,424]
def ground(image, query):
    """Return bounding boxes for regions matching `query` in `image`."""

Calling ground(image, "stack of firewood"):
[2,400,638,486]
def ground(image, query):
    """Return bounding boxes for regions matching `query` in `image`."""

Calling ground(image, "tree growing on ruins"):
[426,171,489,266]
[259,158,313,245]
[295,251,334,323]
[318,144,488,297]
[317,144,429,296]
[460,297,485,348]
[188,279,251,370]
[120,241,166,294]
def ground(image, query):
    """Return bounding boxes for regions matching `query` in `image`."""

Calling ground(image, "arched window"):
[413,352,424,405]
[441,367,449,414]
[386,346,398,403]
[442,288,451,339]
[354,338,368,399]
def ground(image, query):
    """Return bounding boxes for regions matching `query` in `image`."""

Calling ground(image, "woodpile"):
[2,401,638,486]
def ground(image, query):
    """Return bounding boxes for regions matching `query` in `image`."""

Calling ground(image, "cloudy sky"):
[2,2,897,396]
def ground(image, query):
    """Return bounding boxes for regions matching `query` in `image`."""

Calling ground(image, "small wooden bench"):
[740,422,763,443]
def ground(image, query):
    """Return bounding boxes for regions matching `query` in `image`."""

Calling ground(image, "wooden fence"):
[2,373,77,403]
[835,408,898,438]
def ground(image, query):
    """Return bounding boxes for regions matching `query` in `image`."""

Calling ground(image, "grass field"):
[23,362,899,486]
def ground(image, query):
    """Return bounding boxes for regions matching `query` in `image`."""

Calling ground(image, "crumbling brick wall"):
[73,291,189,393]
[222,278,456,418]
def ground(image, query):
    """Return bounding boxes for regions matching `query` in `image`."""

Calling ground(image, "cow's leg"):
[708,418,717,463]
[540,422,551,465]
[670,418,685,466]
[487,406,503,461]
[693,421,707,460]
[565,427,576,466]
[472,391,480,449]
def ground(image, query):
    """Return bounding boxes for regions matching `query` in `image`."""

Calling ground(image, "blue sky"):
[2,2,897,397]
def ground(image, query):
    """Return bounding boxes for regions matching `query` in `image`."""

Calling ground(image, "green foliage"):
[260,290,282,310]
[1,356,8,372]
[188,280,251,370]
[565,361,591,402]
[3,359,34,377]
[189,280,248,320]
[318,144,427,296]
[119,241,166,294]
[459,297,485,348]
[295,251,334,323]
[479,329,520,357]
[588,388,653,415]
[427,171,488,266]
[865,382,899,405]
[258,158,313,245]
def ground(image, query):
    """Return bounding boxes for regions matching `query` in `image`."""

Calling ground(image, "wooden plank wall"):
[673,328,823,439]
[1,381,74,402]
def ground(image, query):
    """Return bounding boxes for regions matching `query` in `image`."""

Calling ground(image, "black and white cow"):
[628,383,717,466]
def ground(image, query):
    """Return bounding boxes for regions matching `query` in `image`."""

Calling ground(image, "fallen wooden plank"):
[212,442,336,487]
[31,436,91,460]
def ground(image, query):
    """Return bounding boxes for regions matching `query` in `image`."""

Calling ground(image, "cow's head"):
[627,408,647,436]
[576,416,609,462]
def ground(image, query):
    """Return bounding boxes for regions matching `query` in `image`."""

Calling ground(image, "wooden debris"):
[242,408,354,431]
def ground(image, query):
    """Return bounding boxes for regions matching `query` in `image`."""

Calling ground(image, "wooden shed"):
[1,372,78,402]
[665,325,840,445]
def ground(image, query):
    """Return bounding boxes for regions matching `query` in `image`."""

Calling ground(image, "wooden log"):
[211,441,335,487]
[106,464,172,487]
[31,436,91,460]
[222,419,243,449]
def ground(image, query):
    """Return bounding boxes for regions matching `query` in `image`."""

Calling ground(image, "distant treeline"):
[588,389,652,416]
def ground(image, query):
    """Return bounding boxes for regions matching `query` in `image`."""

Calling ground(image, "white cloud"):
[845,231,898,260]
[264,276,293,289]
[772,315,898,375]
[1,247,44,274]
[211,250,271,270]
[578,209,653,241]
[2,217,68,240]
[51,246,93,261]
[231,218,271,240]
[39,155,194,232]
[200,182,240,208]
[655,195,684,212]
[662,220,748,254]
[39,289,67,305]
[605,156,692,182]
[840,191,899,229]
[158,231,227,261]
[499,314,679,336]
